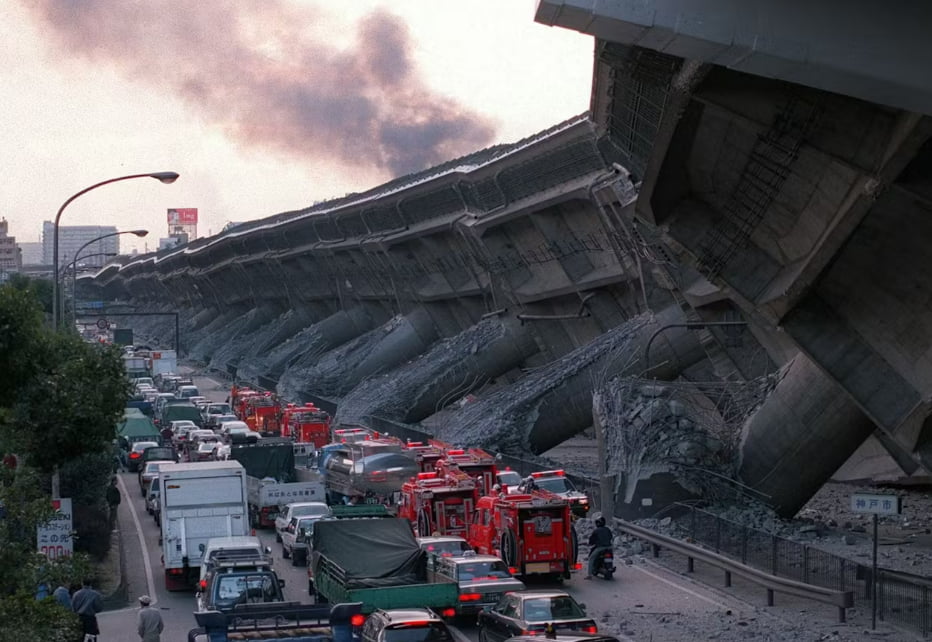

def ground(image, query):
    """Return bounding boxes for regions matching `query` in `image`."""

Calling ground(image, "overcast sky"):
[2,1,593,253]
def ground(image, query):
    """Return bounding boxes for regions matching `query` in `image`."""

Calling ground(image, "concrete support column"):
[404,319,538,422]
[527,305,707,453]
[349,308,439,384]
[738,354,876,517]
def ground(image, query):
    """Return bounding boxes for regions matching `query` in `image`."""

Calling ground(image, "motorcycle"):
[591,548,615,580]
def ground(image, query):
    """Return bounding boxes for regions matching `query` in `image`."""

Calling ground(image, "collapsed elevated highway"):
[84,3,932,518]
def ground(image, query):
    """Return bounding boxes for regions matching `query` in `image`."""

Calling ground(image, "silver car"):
[432,552,526,615]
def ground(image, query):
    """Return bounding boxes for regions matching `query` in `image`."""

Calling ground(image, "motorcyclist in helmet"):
[585,516,613,579]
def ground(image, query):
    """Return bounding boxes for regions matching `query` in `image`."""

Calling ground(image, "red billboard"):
[167,208,198,225]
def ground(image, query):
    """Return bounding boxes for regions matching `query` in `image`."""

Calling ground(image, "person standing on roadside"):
[106,476,121,530]
[72,578,103,641]
[137,595,163,641]
[52,583,71,609]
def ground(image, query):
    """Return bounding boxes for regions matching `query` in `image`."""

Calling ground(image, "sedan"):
[126,441,160,473]
[281,515,333,566]
[478,591,596,642]
[138,461,165,497]
[190,441,218,462]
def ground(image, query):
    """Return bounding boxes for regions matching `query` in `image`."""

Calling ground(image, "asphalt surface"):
[93,366,921,641]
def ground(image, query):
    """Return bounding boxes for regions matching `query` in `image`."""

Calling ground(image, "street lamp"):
[52,172,178,329]
[61,229,149,329]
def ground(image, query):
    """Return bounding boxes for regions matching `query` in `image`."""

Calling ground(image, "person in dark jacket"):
[106,477,122,529]
[72,578,103,639]
[585,516,613,578]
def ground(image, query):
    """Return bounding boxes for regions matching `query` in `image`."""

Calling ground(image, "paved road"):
[93,366,817,641]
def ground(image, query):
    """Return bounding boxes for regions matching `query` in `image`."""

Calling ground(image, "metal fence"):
[673,504,932,637]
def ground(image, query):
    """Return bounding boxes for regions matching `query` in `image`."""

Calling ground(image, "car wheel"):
[478,628,490,642]
[275,530,282,543]
[282,545,290,559]
[291,553,300,567]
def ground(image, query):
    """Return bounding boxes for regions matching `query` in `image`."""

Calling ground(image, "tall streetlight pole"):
[64,230,148,328]
[52,172,178,330]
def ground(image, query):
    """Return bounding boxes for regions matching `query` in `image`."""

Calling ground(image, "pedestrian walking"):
[72,578,103,641]
[52,583,72,609]
[106,476,121,530]
[136,595,163,642]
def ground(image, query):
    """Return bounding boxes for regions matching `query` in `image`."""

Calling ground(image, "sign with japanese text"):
[850,493,902,516]
[37,498,73,559]
[167,208,198,225]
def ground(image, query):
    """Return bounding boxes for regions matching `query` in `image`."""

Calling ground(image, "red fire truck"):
[241,392,282,435]
[404,442,446,473]
[433,447,499,497]
[398,471,478,538]
[281,402,331,447]
[467,491,578,580]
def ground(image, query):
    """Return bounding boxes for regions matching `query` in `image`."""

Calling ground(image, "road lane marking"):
[118,474,158,606]
[630,562,730,610]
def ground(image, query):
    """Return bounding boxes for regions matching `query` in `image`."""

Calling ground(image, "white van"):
[198,535,272,582]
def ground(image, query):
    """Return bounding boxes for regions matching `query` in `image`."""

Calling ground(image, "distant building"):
[18,241,42,265]
[42,222,118,268]
[0,219,22,280]
[158,237,182,251]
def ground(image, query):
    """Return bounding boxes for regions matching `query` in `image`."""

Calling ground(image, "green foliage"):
[1,326,130,473]
[3,273,52,317]
[0,592,81,642]
[0,281,130,625]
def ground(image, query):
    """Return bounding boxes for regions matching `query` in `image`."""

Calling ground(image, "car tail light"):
[459,593,482,602]
[350,614,365,626]
[574,562,583,570]
[441,608,456,618]
[520,630,538,636]
[582,625,598,633]
[198,579,206,590]
[604,552,613,558]
[129,452,141,459]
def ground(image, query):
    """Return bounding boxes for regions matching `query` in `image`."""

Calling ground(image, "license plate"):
[525,562,550,574]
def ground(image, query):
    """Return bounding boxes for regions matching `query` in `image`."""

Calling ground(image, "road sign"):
[37,498,73,559]
[97,318,109,330]
[850,493,902,515]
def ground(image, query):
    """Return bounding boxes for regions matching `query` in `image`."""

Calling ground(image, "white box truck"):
[150,349,178,377]
[159,460,249,590]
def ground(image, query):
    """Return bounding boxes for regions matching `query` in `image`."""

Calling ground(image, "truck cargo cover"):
[117,415,159,438]
[312,518,422,580]
[231,440,296,482]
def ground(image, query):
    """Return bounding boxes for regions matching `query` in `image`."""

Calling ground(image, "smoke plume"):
[25,1,497,177]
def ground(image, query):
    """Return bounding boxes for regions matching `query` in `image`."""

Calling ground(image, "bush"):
[72,503,111,560]
[0,592,81,642]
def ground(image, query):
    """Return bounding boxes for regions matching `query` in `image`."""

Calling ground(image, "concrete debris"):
[278,316,405,402]
[432,314,650,452]
[334,319,509,426]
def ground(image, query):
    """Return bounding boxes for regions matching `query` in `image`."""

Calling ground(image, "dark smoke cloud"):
[24,1,497,177]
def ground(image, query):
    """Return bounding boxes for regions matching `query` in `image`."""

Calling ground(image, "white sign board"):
[850,493,902,516]
[37,498,73,559]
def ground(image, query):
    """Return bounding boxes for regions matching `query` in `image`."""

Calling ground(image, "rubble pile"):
[596,375,778,505]
[432,315,650,452]
[277,316,405,402]
[334,319,506,426]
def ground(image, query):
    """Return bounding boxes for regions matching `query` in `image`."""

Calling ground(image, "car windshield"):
[198,443,216,452]
[384,624,452,642]
[144,463,162,473]
[497,471,522,486]
[522,597,585,622]
[423,540,471,556]
[213,574,278,607]
[133,442,159,453]
[293,504,330,518]
[208,404,232,415]
[456,560,511,580]
[534,477,575,493]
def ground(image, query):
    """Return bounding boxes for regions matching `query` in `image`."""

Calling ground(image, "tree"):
[0,282,129,639]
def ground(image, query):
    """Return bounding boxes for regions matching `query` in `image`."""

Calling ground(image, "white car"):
[274,502,331,543]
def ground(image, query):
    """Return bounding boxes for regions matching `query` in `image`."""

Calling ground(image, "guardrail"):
[618,520,854,623]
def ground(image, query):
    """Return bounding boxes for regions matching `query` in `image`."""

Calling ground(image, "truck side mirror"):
[278,579,286,589]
